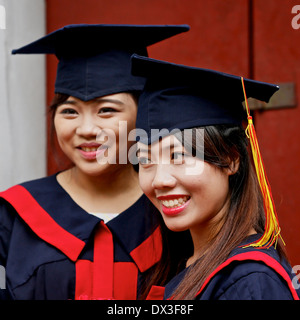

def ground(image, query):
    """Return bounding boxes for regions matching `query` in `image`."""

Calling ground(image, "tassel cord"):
[241,77,284,249]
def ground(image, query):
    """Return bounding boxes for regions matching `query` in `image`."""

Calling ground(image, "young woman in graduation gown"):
[131,54,300,300]
[0,24,190,300]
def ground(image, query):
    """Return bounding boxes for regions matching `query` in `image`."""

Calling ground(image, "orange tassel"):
[241,77,284,249]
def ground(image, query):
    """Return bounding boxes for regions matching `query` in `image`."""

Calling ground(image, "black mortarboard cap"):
[12,24,190,101]
[131,54,279,144]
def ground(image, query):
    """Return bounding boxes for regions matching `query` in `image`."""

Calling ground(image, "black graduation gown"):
[148,235,300,300]
[0,174,162,300]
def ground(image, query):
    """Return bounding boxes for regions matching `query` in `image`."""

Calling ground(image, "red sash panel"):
[130,226,162,273]
[0,185,85,261]
[75,222,138,300]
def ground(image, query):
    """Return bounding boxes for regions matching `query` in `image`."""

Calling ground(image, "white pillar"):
[0,0,46,190]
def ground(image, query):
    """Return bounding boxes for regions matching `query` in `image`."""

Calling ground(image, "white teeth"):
[162,196,189,208]
[81,147,98,152]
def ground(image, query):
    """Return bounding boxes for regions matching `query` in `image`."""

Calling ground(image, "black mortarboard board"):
[12,24,190,101]
[131,54,279,144]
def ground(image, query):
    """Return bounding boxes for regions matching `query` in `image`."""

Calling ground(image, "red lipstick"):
[157,195,191,216]
[77,142,104,160]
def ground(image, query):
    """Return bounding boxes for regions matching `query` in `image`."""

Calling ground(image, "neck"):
[57,164,143,213]
[186,204,228,267]
[187,227,214,267]
[69,164,139,196]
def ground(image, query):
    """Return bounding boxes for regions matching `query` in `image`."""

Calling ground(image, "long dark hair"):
[140,124,287,300]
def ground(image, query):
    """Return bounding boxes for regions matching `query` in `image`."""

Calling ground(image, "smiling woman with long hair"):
[132,54,300,300]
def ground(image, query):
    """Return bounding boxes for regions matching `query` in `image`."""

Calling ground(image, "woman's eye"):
[172,152,184,160]
[60,108,78,115]
[98,107,117,114]
[138,157,152,165]
[172,152,189,164]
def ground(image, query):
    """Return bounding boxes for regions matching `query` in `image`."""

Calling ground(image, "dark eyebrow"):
[136,148,150,157]
[58,98,125,107]
[57,99,78,107]
[161,142,183,152]
[137,140,183,155]
[94,98,125,105]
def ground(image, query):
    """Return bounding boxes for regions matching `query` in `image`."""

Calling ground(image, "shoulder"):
[0,174,60,224]
[19,174,59,194]
[199,242,297,300]
[0,176,56,260]
[211,259,294,300]
[1,174,58,196]
[0,174,63,206]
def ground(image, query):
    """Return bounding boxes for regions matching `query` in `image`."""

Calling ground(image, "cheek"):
[54,118,74,147]
[138,170,151,194]
[127,120,137,137]
[116,121,132,146]
[210,169,230,195]
[115,118,137,159]
[190,165,230,207]
[199,170,230,210]
[122,105,138,132]
[139,170,157,201]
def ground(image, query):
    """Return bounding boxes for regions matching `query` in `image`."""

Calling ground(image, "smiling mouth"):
[161,196,190,208]
[80,147,99,152]
[77,143,108,153]
[77,144,108,160]
[156,195,191,216]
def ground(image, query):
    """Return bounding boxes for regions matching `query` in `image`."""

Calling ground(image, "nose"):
[76,115,100,137]
[152,164,177,190]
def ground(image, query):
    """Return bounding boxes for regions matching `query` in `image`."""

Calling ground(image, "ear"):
[227,157,240,176]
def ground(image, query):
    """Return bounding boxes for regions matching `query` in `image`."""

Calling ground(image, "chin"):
[163,218,190,233]
[78,162,111,176]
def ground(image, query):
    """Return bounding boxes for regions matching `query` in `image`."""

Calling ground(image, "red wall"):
[46,0,300,265]
[253,0,300,266]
